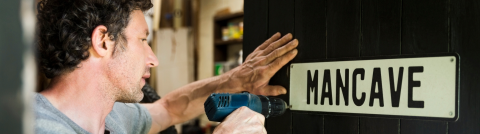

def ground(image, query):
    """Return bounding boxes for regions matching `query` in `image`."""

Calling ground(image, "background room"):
[32,0,245,134]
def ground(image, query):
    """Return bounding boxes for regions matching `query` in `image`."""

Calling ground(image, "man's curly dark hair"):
[36,0,153,78]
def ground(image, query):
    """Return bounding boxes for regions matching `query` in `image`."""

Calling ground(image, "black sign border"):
[288,53,460,122]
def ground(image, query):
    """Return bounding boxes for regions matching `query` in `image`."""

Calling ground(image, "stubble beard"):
[107,46,144,103]
[115,85,143,103]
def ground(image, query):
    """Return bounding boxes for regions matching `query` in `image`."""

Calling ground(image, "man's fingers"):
[256,32,281,51]
[217,106,266,133]
[267,49,298,77]
[264,39,298,65]
[255,112,266,125]
[258,85,287,96]
[260,33,293,56]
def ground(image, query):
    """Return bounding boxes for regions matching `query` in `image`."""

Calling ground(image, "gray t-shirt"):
[34,93,152,134]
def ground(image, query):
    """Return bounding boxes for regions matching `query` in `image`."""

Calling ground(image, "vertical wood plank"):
[294,0,327,62]
[361,0,401,57]
[268,0,295,35]
[400,0,449,133]
[243,0,268,60]
[325,0,361,133]
[266,0,295,134]
[324,116,358,134]
[360,118,399,134]
[359,0,401,133]
[448,0,480,133]
[292,0,326,133]
[401,0,449,54]
[292,113,323,134]
[401,120,447,134]
[326,0,361,59]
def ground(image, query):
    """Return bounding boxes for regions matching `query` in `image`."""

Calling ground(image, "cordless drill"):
[204,92,290,122]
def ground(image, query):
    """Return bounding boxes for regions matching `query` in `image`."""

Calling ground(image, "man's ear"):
[91,25,114,57]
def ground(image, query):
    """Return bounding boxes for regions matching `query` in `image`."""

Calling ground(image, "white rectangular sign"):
[289,55,459,120]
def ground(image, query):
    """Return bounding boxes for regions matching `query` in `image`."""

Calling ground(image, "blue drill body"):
[204,92,288,122]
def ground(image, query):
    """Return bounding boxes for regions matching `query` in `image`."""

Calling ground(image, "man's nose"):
[146,45,159,67]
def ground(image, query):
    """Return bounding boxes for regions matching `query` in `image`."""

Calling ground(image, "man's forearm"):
[152,72,232,128]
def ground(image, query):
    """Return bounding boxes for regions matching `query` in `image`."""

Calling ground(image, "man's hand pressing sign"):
[219,32,298,96]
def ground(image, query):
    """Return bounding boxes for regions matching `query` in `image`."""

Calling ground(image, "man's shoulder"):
[34,93,85,134]
[35,116,77,134]
[34,93,66,123]
[107,102,152,134]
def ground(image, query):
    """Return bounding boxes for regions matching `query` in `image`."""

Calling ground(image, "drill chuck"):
[204,92,288,122]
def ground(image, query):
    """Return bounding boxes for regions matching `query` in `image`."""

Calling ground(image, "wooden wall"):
[244,0,480,133]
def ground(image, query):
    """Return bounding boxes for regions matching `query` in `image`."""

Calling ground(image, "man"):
[35,0,298,133]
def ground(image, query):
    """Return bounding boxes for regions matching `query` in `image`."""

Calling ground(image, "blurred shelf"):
[214,12,244,21]
[213,11,244,64]
[214,39,243,46]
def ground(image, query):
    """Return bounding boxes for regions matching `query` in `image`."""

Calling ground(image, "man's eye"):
[142,39,147,42]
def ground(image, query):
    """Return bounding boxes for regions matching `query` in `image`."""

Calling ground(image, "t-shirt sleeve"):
[108,103,152,134]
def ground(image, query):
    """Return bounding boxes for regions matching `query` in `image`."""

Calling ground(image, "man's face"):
[106,10,158,103]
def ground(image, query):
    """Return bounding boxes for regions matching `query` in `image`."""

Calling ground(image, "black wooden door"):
[244,0,480,133]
